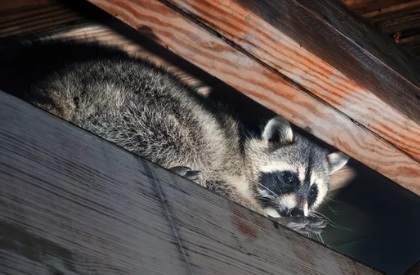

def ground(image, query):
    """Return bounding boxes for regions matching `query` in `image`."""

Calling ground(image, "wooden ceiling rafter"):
[340,0,420,57]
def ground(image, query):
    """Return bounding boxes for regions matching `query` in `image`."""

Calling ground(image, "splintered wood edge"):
[87,0,420,195]
[0,90,382,274]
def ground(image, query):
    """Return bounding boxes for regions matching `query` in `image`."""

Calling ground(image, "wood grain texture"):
[0,0,106,39]
[340,0,416,14]
[364,1,420,33]
[0,90,382,274]
[163,0,420,164]
[339,0,420,57]
[232,0,420,124]
[365,1,420,57]
[87,0,420,195]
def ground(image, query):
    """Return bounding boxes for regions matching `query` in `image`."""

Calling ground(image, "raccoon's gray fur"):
[0,41,348,234]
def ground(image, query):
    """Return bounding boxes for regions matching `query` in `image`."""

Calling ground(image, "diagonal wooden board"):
[0,90,382,274]
[86,0,420,194]
[0,0,107,39]
[165,0,420,163]
[338,0,420,57]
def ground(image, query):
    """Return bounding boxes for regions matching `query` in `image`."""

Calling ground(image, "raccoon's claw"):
[275,216,327,235]
[299,218,327,235]
[170,166,201,183]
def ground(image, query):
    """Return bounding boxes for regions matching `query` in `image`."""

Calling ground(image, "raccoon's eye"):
[281,171,298,186]
[308,185,318,202]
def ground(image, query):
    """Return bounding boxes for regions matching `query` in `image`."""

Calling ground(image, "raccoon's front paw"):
[276,216,327,235]
[170,166,201,183]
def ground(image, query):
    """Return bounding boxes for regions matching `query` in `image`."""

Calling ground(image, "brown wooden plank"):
[339,0,415,14]
[338,0,420,59]
[231,0,420,124]
[0,90,382,274]
[86,0,420,195]
[401,35,420,56]
[354,0,420,59]
[161,0,420,165]
[363,1,420,33]
[0,0,107,39]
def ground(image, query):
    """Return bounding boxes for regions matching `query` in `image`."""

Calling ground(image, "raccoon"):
[0,41,348,234]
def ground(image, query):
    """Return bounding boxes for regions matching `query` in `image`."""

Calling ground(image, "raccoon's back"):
[0,41,225,169]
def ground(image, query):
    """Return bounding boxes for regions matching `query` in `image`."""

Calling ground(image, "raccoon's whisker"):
[317,233,325,244]
[323,200,338,214]
[324,196,339,203]
[327,223,353,231]
[310,211,331,222]
[311,211,354,232]
[258,183,278,197]
[311,232,323,244]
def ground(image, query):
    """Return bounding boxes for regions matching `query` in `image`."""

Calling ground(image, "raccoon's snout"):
[287,207,304,217]
[278,207,304,217]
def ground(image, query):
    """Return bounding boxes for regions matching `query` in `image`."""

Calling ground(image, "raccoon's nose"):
[289,207,304,217]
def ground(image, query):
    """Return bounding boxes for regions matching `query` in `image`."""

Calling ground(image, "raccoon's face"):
[246,117,348,218]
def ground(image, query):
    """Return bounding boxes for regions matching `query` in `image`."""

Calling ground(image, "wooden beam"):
[86,0,420,194]
[162,0,420,161]
[0,90,382,274]
[339,0,420,57]
[235,0,420,122]
[0,0,107,39]
[339,0,415,14]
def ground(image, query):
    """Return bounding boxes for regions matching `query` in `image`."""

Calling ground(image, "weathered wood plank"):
[0,0,106,39]
[162,0,420,163]
[0,90,382,274]
[87,0,420,194]
[232,0,420,123]
[270,0,420,118]
[339,0,420,57]
[364,1,420,33]
[339,0,416,14]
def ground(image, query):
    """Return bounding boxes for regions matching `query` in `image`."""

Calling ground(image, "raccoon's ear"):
[262,116,294,146]
[327,151,349,174]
